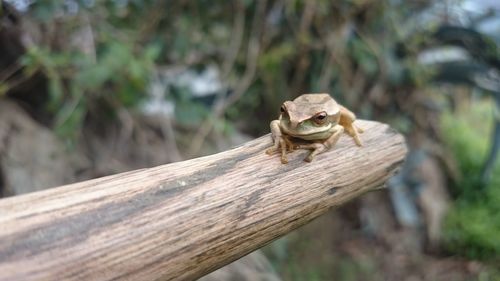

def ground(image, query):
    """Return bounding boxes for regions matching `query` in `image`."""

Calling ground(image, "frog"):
[266,93,363,163]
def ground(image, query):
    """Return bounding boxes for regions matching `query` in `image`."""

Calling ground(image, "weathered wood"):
[0,120,406,281]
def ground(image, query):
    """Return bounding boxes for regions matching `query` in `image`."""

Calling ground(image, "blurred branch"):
[288,1,316,96]
[481,94,500,184]
[0,61,23,83]
[221,1,245,78]
[188,0,267,156]
[138,0,169,42]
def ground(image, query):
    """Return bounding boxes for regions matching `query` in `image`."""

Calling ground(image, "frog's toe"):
[266,147,277,155]
[354,136,362,146]
[280,155,289,164]
[282,138,295,152]
[304,154,314,162]
[286,143,299,152]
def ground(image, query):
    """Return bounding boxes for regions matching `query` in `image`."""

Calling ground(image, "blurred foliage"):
[2,1,154,132]
[266,231,383,281]
[18,19,160,138]
[2,0,500,278]
[4,0,434,138]
[442,100,500,260]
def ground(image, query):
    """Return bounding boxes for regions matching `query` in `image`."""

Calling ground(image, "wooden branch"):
[0,120,407,281]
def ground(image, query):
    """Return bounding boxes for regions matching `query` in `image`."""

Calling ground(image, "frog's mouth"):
[281,122,333,137]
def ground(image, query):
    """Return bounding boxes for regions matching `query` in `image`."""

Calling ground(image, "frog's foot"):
[284,137,298,152]
[266,128,282,155]
[297,143,327,162]
[265,140,280,155]
[345,124,363,146]
[280,154,289,164]
[265,147,289,163]
[266,136,290,164]
[265,147,278,155]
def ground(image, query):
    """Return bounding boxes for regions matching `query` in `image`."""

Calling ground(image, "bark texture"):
[0,120,407,281]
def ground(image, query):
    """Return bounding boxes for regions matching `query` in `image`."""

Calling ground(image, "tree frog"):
[266,93,363,163]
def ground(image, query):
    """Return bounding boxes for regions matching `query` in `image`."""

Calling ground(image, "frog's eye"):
[280,106,286,113]
[313,112,328,125]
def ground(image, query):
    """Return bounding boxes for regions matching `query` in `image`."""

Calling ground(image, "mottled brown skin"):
[266,93,363,163]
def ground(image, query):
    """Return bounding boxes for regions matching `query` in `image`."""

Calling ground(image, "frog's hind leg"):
[339,106,363,146]
[343,124,363,146]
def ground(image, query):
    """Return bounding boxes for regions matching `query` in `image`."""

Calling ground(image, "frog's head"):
[279,93,340,137]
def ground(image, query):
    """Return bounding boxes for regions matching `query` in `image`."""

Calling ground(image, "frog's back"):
[293,93,339,115]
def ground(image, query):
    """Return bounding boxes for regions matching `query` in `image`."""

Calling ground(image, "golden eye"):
[313,112,327,125]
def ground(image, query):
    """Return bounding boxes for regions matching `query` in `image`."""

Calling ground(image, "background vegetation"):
[1,0,499,280]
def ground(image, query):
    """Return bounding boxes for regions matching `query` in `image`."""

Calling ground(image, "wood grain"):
[0,120,407,281]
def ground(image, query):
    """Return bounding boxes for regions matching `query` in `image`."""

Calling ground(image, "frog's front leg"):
[266,120,293,163]
[298,124,344,162]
